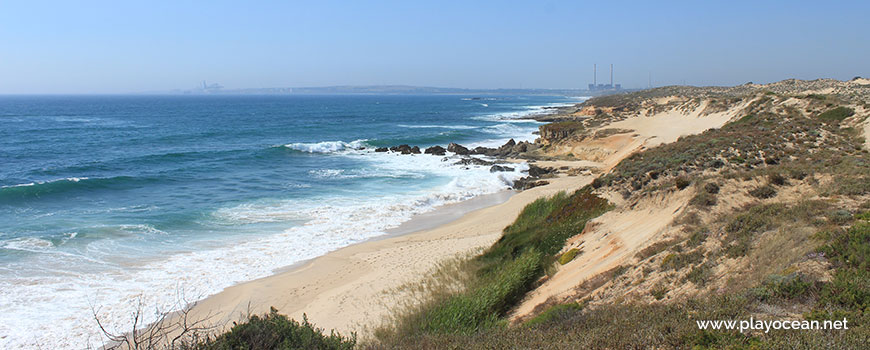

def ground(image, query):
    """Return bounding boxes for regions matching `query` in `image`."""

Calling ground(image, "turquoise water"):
[0,94,581,348]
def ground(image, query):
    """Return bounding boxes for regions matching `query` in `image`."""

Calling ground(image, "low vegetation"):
[188,309,356,350]
[373,187,611,344]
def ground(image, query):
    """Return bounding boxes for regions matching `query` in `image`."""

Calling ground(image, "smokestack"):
[610,64,613,87]
[593,64,597,86]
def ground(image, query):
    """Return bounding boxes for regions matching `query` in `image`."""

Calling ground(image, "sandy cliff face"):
[512,79,870,322]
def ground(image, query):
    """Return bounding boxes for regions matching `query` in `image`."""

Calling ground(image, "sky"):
[0,0,868,94]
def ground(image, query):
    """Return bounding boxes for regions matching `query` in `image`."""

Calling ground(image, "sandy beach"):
[176,162,597,339]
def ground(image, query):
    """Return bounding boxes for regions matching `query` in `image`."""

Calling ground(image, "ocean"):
[0,94,581,348]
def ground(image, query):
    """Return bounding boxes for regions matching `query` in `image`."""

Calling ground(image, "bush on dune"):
[183,309,355,350]
[375,187,611,343]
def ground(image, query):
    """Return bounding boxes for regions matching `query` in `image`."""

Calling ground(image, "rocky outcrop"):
[527,164,555,178]
[390,144,413,154]
[424,145,446,155]
[454,157,495,166]
[468,139,538,157]
[490,165,514,172]
[381,139,537,158]
[512,177,549,190]
[538,121,585,144]
[447,143,470,155]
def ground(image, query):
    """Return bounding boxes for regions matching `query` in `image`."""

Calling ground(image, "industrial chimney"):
[610,64,613,88]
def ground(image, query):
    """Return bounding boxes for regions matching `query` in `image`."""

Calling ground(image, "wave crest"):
[283,139,369,153]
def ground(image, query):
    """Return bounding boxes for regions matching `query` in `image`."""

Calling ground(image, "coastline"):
[172,163,595,339]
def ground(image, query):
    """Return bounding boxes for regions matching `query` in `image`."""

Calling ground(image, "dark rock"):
[490,165,515,172]
[495,139,517,156]
[447,143,470,155]
[410,146,421,154]
[390,145,411,154]
[471,146,494,155]
[424,145,446,155]
[502,139,517,148]
[512,177,549,190]
[375,147,389,152]
[454,157,495,166]
[527,165,554,178]
[390,144,413,154]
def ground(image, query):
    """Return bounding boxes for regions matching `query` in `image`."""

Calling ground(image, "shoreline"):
[270,189,516,275]
[172,164,595,340]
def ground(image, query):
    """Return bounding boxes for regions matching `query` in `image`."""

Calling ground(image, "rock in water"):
[490,165,515,172]
[375,147,388,152]
[424,145,446,155]
[454,157,495,166]
[447,142,470,155]
[390,144,413,154]
[410,146,421,154]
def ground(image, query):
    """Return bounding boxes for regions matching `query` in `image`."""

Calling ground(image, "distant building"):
[199,80,224,93]
[588,64,621,91]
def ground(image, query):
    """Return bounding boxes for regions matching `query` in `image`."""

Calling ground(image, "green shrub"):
[686,263,712,286]
[660,249,705,271]
[817,106,855,122]
[725,239,751,258]
[690,191,717,207]
[749,184,777,199]
[381,188,611,340]
[651,284,668,300]
[827,209,853,225]
[420,250,543,334]
[481,187,610,269]
[812,221,870,325]
[675,176,691,190]
[524,302,583,327]
[754,273,816,301]
[768,173,787,186]
[704,182,720,194]
[195,308,355,350]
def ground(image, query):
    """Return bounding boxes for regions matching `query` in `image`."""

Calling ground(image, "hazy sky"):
[1,0,868,93]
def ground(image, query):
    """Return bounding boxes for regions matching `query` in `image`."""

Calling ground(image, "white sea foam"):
[1,177,89,189]
[0,148,531,349]
[396,124,478,130]
[1,237,55,251]
[472,100,585,122]
[283,139,369,153]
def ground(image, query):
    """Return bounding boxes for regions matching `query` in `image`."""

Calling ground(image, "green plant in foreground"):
[193,308,355,350]
[414,250,543,335]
